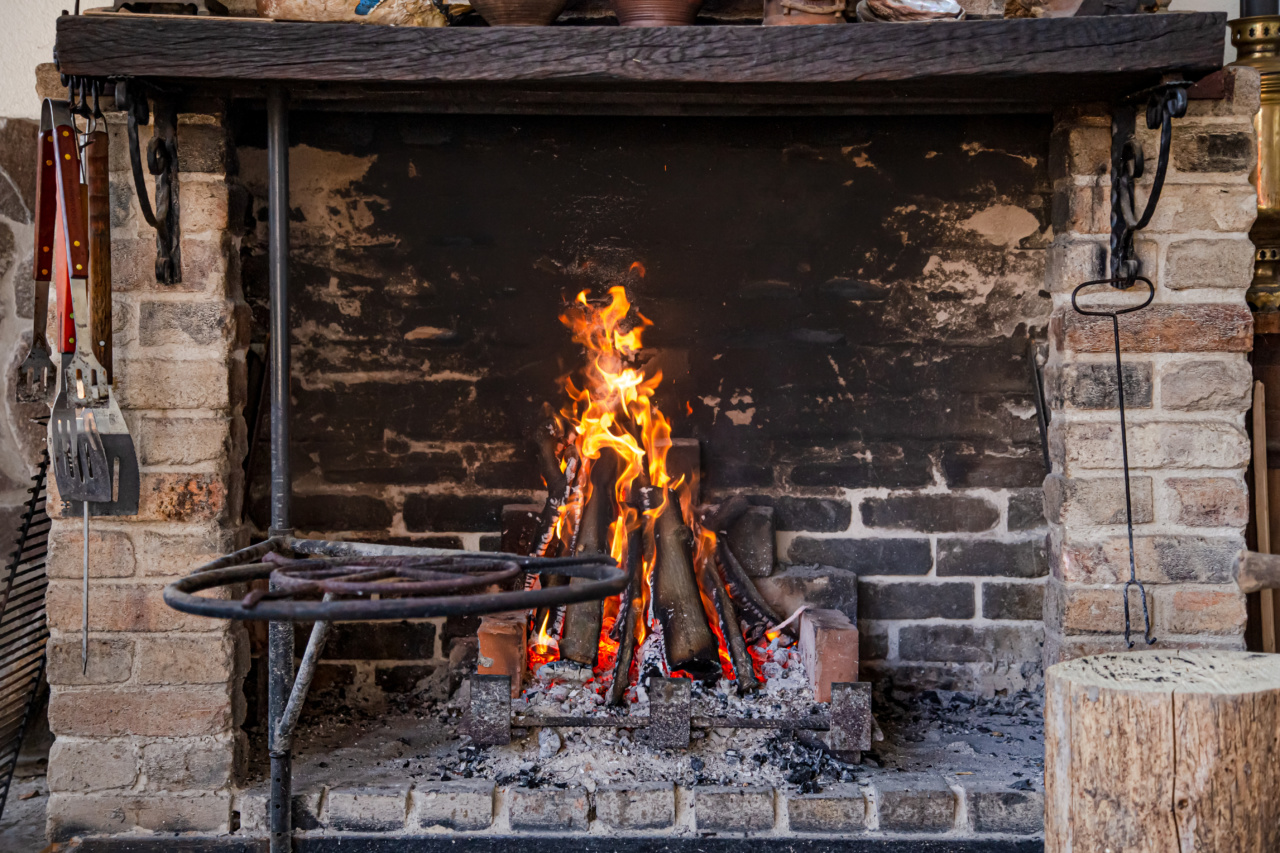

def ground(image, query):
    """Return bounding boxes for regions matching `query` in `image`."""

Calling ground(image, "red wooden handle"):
[32,130,56,284]
[51,122,88,280]
[54,214,75,355]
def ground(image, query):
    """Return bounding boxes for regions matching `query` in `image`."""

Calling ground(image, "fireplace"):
[31,10,1256,849]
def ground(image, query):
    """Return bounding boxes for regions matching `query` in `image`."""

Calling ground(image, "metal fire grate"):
[0,450,51,821]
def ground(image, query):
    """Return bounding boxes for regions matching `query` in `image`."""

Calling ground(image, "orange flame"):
[531,282,732,690]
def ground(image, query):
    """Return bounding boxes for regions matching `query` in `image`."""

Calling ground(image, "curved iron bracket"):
[1109,81,1190,285]
[114,80,182,285]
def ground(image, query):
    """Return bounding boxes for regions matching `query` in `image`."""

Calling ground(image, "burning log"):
[531,405,581,559]
[698,553,761,694]
[608,527,644,706]
[717,539,784,642]
[652,488,720,679]
[560,449,619,667]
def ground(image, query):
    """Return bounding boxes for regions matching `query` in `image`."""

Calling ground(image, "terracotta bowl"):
[470,0,568,25]
[612,0,703,25]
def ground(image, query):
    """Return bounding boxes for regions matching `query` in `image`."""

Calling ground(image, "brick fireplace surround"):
[19,56,1259,847]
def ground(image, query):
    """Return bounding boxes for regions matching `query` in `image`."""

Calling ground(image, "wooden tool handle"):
[86,129,113,383]
[31,130,57,351]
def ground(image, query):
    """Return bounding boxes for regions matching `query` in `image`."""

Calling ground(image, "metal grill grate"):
[0,449,51,821]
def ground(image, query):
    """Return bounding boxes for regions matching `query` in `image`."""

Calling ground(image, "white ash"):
[267,674,1043,800]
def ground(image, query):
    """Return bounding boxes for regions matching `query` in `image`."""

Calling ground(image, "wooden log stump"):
[1046,650,1280,853]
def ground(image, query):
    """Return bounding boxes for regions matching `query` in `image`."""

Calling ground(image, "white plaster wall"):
[1176,0,1240,63]
[0,0,62,120]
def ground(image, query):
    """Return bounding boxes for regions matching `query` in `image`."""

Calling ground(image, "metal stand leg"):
[266,86,293,853]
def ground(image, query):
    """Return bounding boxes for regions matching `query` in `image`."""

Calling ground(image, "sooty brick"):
[1057,362,1152,410]
[1007,489,1046,531]
[319,621,436,660]
[788,444,934,490]
[475,460,542,490]
[788,537,932,575]
[857,582,975,620]
[861,494,999,533]
[403,494,531,533]
[747,496,851,532]
[898,623,1042,663]
[936,539,1047,578]
[375,664,436,694]
[292,494,393,532]
[1173,129,1254,173]
[983,582,1045,621]
[940,445,1047,489]
[317,449,466,486]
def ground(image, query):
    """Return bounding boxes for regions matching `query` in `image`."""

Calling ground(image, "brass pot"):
[1232,16,1280,312]
[763,0,846,25]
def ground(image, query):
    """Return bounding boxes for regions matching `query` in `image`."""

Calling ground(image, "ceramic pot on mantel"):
[470,0,568,24]
[763,0,846,25]
[612,0,702,25]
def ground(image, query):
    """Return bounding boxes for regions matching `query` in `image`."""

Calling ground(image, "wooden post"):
[1254,381,1276,653]
[1046,650,1280,853]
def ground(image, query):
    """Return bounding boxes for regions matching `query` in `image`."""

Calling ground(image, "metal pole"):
[266,87,293,853]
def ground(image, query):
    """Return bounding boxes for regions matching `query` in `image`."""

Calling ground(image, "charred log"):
[700,495,750,534]
[717,539,784,642]
[560,450,619,667]
[653,489,720,679]
[699,553,761,694]
[531,406,580,559]
[608,527,644,706]
[725,506,776,578]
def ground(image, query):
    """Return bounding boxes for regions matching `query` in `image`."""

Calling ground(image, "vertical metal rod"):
[266,87,293,853]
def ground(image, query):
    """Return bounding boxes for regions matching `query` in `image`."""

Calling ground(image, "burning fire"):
[526,273,752,694]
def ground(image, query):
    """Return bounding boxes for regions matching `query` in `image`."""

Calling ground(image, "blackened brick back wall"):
[238,111,1053,695]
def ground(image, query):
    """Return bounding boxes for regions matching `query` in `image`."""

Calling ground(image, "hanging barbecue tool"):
[44,95,139,519]
[1068,81,1189,647]
[43,95,139,672]
[15,124,62,404]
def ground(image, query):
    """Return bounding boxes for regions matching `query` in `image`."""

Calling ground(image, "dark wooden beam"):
[54,12,1224,112]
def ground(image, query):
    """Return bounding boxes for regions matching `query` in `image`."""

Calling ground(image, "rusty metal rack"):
[163,533,624,853]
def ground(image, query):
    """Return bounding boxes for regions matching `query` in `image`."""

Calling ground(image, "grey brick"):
[1006,489,1045,532]
[898,624,1042,664]
[857,581,975,620]
[936,539,1047,578]
[694,786,774,833]
[875,776,955,833]
[983,582,1045,621]
[787,538,931,575]
[861,495,999,533]
[971,788,1044,834]
[595,781,675,830]
[415,779,493,831]
[509,786,589,832]
[786,784,866,832]
[324,786,408,832]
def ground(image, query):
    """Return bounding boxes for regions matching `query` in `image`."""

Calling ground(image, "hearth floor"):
[235,685,1044,838]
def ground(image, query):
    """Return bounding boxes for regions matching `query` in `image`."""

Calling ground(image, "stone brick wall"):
[1042,66,1259,665]
[41,96,252,840]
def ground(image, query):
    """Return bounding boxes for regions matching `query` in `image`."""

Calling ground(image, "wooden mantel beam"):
[53,11,1225,113]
